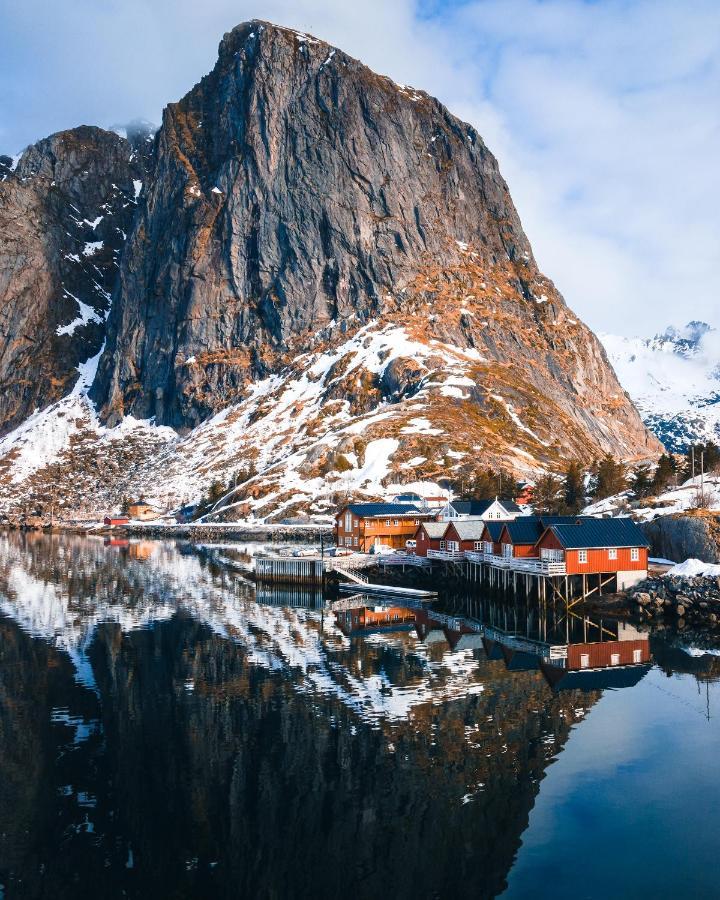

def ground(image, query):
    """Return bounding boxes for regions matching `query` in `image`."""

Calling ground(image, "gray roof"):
[549,518,650,549]
[343,503,424,518]
[450,520,488,540]
[418,521,448,538]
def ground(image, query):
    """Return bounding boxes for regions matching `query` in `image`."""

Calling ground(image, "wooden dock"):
[338,582,437,600]
[255,557,324,584]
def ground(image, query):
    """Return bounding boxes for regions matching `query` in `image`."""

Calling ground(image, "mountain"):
[0,123,154,436]
[600,322,720,452]
[0,21,660,520]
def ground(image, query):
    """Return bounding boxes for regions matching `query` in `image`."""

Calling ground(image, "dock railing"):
[465,551,566,575]
[427,549,467,561]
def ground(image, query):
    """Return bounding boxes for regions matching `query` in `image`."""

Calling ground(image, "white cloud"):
[1,0,718,336]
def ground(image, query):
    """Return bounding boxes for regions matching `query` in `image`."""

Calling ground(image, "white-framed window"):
[344,512,352,531]
[484,541,493,554]
[447,541,459,552]
[502,543,513,558]
[541,548,564,562]
[415,519,420,525]
[353,536,358,546]
[608,548,618,560]
[386,519,391,526]
[580,654,590,669]
[631,548,640,561]
[353,519,359,528]
[474,541,482,550]
[393,519,399,526]
[578,550,588,564]
[440,540,446,550]
[345,537,352,547]
[610,653,620,666]
[633,649,642,663]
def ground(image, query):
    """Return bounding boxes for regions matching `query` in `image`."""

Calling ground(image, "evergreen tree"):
[631,464,653,499]
[651,453,676,494]
[563,461,586,513]
[593,454,627,499]
[533,474,563,514]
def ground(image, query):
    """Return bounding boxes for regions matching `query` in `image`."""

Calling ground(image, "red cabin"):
[104,516,130,527]
[443,520,487,553]
[414,522,448,556]
[498,520,544,559]
[536,519,649,586]
[479,521,505,556]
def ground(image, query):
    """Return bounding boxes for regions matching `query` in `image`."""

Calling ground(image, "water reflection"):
[0,532,718,899]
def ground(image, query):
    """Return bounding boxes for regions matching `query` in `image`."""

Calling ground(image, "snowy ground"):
[0,319,545,520]
[582,475,720,522]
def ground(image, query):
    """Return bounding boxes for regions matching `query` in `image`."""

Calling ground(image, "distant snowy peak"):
[600,322,720,452]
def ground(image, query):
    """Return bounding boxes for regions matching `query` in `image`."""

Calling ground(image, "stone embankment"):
[628,574,720,629]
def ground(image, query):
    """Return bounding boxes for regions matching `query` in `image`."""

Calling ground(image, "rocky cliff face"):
[642,512,720,564]
[0,21,661,516]
[90,21,656,456]
[0,124,152,436]
[91,21,530,427]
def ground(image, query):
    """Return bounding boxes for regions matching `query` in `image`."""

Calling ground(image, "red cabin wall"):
[565,546,648,575]
[414,525,445,557]
[445,522,485,552]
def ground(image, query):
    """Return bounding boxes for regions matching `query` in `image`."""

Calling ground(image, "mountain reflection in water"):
[0,533,719,900]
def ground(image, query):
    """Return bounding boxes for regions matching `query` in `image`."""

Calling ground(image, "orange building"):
[334,503,433,553]
[536,519,649,587]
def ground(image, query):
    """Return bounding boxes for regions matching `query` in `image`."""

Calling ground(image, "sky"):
[1,0,718,336]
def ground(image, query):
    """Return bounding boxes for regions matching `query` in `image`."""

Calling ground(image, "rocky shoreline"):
[628,574,720,629]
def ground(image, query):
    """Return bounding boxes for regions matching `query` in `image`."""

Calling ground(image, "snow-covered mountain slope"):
[0,315,608,520]
[0,21,661,521]
[600,322,720,452]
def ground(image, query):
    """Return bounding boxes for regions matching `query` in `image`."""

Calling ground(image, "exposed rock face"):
[90,19,658,467]
[0,21,661,516]
[642,512,720,564]
[0,124,152,436]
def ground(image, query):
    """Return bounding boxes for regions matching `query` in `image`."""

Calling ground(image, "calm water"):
[1,533,719,899]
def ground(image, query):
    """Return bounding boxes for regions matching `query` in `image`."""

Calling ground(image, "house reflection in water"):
[413,605,652,693]
[335,605,417,637]
[541,622,652,692]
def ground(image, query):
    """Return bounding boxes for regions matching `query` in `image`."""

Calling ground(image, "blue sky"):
[1,0,718,335]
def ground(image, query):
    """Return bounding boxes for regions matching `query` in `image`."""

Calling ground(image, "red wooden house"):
[442,520,487,553]
[414,521,448,557]
[498,519,544,559]
[536,519,649,587]
[335,503,432,553]
[104,516,130,527]
[479,521,506,556]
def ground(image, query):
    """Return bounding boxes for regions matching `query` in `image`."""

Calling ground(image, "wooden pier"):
[255,557,325,584]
